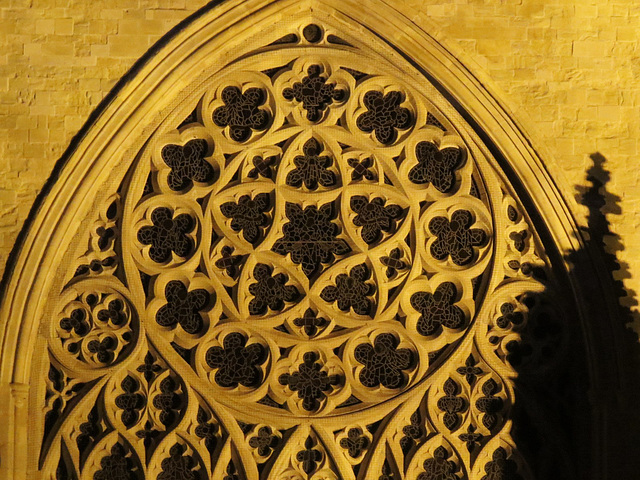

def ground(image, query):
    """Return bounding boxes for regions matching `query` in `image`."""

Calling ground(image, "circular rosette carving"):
[401,274,475,351]
[53,281,138,370]
[196,326,274,397]
[343,328,421,399]
[211,184,274,248]
[270,346,348,415]
[419,196,492,277]
[146,273,218,347]
[150,127,220,196]
[131,195,203,272]
[275,57,352,125]
[270,200,351,279]
[400,129,471,198]
[346,77,417,147]
[202,73,277,146]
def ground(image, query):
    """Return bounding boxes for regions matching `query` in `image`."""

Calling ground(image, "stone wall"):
[1,0,638,323]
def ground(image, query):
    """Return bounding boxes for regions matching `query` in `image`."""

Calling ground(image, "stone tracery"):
[30,14,565,480]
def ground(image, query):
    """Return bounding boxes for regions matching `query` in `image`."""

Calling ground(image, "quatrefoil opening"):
[408,141,464,193]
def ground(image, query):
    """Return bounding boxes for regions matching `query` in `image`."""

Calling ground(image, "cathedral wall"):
[1,0,638,320]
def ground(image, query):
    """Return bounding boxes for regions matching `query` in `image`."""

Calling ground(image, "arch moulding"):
[0,1,624,479]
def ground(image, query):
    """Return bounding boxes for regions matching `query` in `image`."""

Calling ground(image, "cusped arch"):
[0,1,623,479]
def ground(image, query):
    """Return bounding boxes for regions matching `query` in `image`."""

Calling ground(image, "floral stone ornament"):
[29,12,562,480]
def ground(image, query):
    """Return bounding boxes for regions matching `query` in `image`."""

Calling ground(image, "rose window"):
[31,14,572,480]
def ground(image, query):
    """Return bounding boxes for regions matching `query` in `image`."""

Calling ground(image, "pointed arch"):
[0,1,623,479]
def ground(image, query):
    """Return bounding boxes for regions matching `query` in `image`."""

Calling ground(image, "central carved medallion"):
[123,54,493,422]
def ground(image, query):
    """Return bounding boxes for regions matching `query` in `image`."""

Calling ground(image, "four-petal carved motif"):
[410,282,466,336]
[137,207,195,263]
[409,141,464,193]
[156,281,211,335]
[161,139,215,191]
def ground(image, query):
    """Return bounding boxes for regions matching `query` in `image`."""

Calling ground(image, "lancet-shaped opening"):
[0,1,627,479]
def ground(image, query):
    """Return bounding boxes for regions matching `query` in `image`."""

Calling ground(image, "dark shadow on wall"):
[509,153,640,479]
[572,153,640,477]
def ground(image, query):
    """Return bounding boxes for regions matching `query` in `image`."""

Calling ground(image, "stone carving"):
[205,332,266,388]
[356,90,412,144]
[350,195,404,245]
[410,282,466,336]
[283,64,346,121]
[428,210,486,266]
[285,138,337,190]
[156,281,211,335]
[220,193,272,244]
[137,207,195,263]
[213,86,270,141]
[37,19,557,480]
[437,378,466,431]
[409,141,464,193]
[320,263,375,316]
[272,202,350,277]
[161,139,215,191]
[481,448,523,480]
[278,352,342,411]
[417,447,460,480]
[354,334,414,389]
[248,263,300,315]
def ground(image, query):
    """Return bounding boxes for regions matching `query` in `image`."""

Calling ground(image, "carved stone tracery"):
[30,13,571,480]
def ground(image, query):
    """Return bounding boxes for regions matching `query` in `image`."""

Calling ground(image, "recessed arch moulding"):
[0,0,623,479]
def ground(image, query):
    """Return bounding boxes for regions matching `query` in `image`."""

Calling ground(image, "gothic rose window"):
[28,10,573,480]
